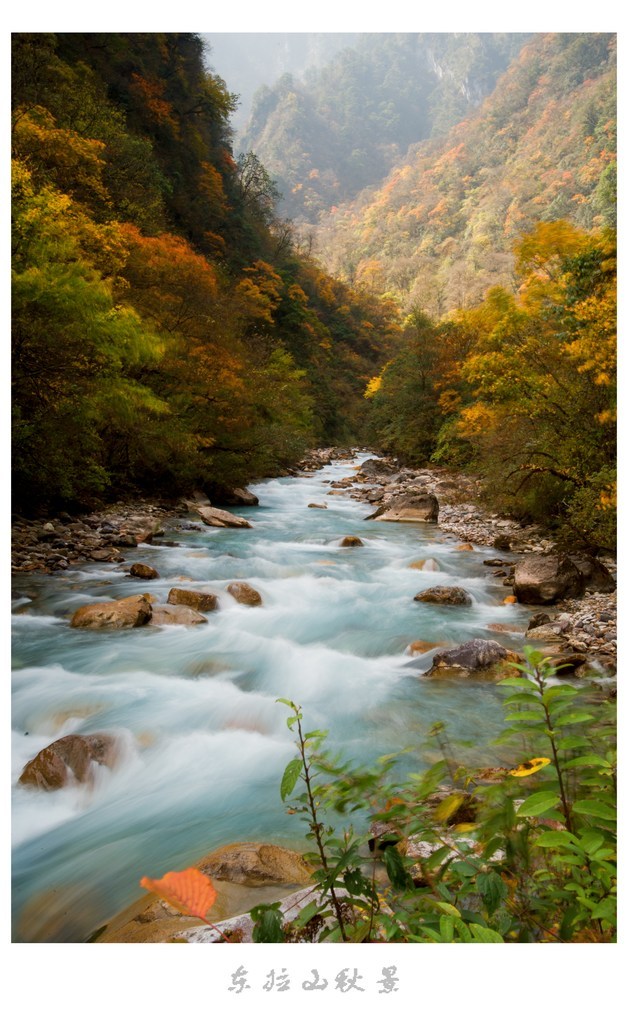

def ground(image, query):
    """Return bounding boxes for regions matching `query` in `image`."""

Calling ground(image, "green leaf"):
[576,831,606,855]
[294,900,323,929]
[250,903,285,943]
[504,710,546,722]
[435,901,461,917]
[440,915,455,942]
[476,871,508,915]
[572,799,616,821]
[382,846,413,891]
[469,923,504,943]
[553,712,595,727]
[563,755,612,769]
[280,758,302,801]
[534,831,578,849]
[516,791,561,817]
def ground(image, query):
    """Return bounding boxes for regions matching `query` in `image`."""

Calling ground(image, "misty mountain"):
[237,33,529,222]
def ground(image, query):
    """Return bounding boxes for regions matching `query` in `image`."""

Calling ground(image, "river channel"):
[12,453,534,941]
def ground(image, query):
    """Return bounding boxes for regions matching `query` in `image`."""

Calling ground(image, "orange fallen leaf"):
[140,867,217,920]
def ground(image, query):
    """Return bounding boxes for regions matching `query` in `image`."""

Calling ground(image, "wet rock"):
[406,640,447,655]
[456,543,474,551]
[196,504,253,529]
[549,651,589,675]
[167,588,218,612]
[373,492,439,523]
[89,548,119,562]
[226,582,263,606]
[425,639,519,678]
[528,612,551,630]
[71,594,152,629]
[129,563,160,580]
[149,605,207,626]
[340,536,364,547]
[308,502,327,509]
[196,842,312,887]
[19,733,118,790]
[485,623,524,636]
[513,554,585,604]
[414,586,472,606]
[409,558,439,571]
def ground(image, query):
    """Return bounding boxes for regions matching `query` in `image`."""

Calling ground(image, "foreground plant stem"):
[294,713,349,941]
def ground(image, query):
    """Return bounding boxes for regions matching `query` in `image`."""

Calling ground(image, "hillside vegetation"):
[316,33,616,316]
[12,33,398,514]
[241,33,527,222]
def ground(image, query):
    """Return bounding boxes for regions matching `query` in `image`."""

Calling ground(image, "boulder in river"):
[19,733,119,790]
[409,557,439,571]
[425,639,519,678]
[129,563,159,580]
[196,842,312,887]
[227,582,262,606]
[196,504,253,529]
[340,535,364,547]
[372,492,439,524]
[414,585,472,606]
[167,587,218,612]
[71,594,152,629]
[406,639,447,655]
[513,554,586,604]
[308,502,327,509]
[149,605,207,626]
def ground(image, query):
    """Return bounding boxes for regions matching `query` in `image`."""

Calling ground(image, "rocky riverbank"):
[11,447,617,669]
[297,449,617,672]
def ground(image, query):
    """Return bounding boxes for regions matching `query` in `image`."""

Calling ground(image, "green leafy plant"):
[263,650,615,943]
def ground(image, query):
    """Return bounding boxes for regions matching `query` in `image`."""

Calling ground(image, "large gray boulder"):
[196,504,252,529]
[513,554,585,604]
[373,492,439,523]
[425,639,519,678]
[358,458,397,479]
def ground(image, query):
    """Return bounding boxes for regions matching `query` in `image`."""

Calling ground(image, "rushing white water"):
[12,453,533,941]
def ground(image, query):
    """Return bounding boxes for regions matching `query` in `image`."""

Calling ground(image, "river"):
[12,452,533,941]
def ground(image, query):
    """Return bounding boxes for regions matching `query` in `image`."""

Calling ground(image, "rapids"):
[11,453,533,941]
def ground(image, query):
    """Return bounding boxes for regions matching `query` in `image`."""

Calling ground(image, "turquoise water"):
[11,454,532,941]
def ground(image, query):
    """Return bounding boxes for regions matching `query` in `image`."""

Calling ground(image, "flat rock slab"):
[196,504,252,529]
[374,493,439,523]
[196,842,312,888]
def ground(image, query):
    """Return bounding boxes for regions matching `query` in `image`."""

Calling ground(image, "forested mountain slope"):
[11,33,399,514]
[315,33,616,316]
[240,33,528,222]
